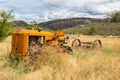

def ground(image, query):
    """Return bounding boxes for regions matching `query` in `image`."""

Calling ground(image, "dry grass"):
[0,35,120,80]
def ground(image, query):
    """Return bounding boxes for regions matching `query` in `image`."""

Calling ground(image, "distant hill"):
[10,18,106,30]
[10,21,29,27]
[39,18,107,30]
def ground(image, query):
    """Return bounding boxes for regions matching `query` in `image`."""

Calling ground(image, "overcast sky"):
[0,0,120,23]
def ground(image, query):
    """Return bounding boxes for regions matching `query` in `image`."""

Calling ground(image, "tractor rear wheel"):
[71,39,81,49]
[94,39,102,48]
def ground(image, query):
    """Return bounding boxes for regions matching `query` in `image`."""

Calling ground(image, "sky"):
[0,0,120,23]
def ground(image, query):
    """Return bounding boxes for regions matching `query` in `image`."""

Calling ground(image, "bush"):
[26,25,39,30]
[0,10,14,41]
[88,26,96,35]
[111,11,120,22]
[0,27,14,40]
[26,21,39,30]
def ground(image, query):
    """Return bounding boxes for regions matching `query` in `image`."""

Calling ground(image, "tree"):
[88,27,96,35]
[26,21,39,30]
[107,11,120,22]
[0,10,14,40]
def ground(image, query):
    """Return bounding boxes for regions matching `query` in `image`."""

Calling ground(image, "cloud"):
[0,0,120,23]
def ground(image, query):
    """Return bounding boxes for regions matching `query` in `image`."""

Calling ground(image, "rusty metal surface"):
[71,39,102,49]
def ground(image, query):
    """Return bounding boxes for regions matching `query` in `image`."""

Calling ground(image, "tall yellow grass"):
[0,35,120,80]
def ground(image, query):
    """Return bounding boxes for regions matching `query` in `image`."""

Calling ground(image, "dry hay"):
[23,45,71,71]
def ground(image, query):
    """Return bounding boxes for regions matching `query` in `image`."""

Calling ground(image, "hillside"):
[62,22,120,36]
[38,18,106,30]
[8,21,29,27]
[13,21,29,27]
[10,18,106,30]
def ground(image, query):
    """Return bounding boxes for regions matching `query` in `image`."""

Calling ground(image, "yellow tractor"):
[11,29,71,61]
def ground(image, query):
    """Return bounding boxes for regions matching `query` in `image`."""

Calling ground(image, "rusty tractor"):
[10,29,72,61]
[10,28,102,61]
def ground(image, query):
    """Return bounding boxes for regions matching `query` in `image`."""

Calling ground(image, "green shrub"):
[26,21,39,30]
[111,11,120,22]
[0,10,14,41]
[0,27,14,41]
[26,25,39,30]
[88,26,96,35]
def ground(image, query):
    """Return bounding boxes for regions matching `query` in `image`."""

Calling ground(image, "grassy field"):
[0,35,120,80]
